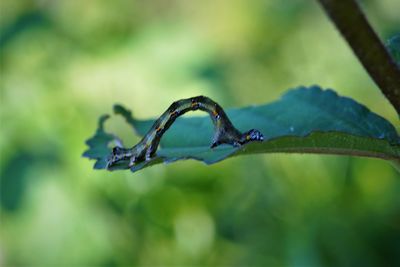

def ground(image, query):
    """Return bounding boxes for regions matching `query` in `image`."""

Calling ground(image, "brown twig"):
[318,0,400,115]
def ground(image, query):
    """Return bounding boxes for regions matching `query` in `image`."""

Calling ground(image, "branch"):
[318,0,400,115]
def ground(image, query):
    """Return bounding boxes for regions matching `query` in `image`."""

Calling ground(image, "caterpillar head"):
[241,129,264,143]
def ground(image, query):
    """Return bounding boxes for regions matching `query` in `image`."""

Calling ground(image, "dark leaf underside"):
[83,86,400,173]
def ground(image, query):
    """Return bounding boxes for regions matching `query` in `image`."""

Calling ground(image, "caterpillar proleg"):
[107,96,264,169]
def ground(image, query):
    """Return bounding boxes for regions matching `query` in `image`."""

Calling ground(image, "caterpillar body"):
[107,96,264,169]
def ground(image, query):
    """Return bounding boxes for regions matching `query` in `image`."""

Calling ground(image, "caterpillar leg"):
[125,146,156,168]
[108,143,158,169]
[107,147,132,169]
[210,129,264,149]
[210,140,221,148]
[145,143,157,161]
[210,139,241,148]
[128,156,137,167]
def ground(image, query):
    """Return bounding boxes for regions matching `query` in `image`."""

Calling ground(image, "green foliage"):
[84,86,400,172]
[387,34,400,65]
[3,1,400,266]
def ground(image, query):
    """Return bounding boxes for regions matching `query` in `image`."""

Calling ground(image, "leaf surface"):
[387,34,400,65]
[83,86,400,172]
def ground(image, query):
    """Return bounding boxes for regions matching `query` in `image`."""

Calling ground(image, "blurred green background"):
[1,0,400,266]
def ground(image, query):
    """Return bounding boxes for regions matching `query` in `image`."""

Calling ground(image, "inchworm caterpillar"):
[107,96,264,169]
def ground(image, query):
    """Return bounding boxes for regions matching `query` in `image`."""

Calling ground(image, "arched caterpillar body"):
[107,96,264,169]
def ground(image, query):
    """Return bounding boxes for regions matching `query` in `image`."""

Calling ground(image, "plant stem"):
[318,0,400,115]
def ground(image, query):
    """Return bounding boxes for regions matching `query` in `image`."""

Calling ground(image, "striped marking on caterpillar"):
[107,96,264,169]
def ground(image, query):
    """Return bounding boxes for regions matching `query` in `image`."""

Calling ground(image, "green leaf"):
[83,86,400,172]
[82,115,115,169]
[387,34,400,65]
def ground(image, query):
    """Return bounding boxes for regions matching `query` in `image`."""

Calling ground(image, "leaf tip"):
[113,104,131,116]
[98,114,110,130]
